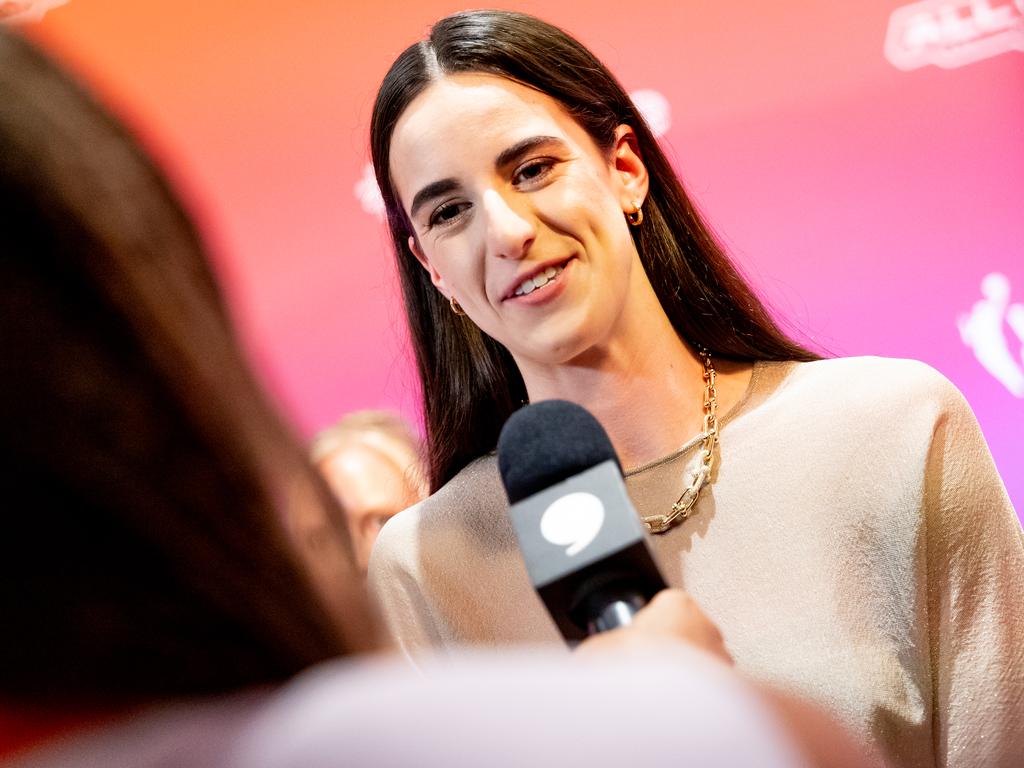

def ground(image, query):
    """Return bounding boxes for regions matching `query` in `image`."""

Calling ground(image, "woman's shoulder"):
[776,354,949,387]
[734,356,976,449]
[764,355,966,413]
[370,454,505,569]
[384,453,503,530]
[367,454,516,649]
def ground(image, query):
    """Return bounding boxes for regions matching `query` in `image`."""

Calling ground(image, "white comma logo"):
[540,492,605,556]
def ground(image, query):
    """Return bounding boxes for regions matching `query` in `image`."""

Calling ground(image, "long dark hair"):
[0,29,376,706]
[371,10,818,492]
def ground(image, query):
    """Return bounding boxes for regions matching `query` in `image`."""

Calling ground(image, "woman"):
[367,10,1024,767]
[0,26,854,768]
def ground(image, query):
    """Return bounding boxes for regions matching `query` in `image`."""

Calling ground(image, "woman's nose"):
[481,188,535,260]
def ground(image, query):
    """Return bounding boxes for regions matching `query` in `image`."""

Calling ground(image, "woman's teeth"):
[514,265,563,297]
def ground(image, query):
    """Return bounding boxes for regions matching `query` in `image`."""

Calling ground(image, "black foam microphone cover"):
[497,400,622,504]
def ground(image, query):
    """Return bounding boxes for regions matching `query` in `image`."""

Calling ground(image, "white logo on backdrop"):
[958,272,1024,397]
[630,89,672,139]
[0,0,68,24]
[884,0,1024,71]
[354,162,385,220]
[540,492,605,556]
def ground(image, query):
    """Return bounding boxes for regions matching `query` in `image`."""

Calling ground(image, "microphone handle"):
[586,592,647,634]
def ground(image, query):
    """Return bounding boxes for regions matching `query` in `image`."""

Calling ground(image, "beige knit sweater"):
[369,357,1024,768]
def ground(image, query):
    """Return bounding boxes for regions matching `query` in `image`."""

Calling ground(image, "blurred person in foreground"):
[306,411,427,576]
[0,26,877,768]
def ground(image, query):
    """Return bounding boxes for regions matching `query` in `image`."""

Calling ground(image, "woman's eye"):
[513,159,555,185]
[428,201,470,228]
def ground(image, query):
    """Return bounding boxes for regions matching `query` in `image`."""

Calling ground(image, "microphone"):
[497,400,667,642]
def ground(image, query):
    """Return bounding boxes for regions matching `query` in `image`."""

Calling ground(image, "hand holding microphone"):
[575,589,733,664]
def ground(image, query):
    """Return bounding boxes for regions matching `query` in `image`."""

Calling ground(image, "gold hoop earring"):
[626,200,643,227]
[449,296,466,316]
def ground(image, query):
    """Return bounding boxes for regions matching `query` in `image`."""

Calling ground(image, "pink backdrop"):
[21,0,1023,514]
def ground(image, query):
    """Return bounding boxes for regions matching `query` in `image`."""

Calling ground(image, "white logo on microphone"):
[540,492,605,556]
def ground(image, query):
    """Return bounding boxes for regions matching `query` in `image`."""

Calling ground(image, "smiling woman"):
[371,13,817,492]
[392,74,654,372]
[366,9,1023,768]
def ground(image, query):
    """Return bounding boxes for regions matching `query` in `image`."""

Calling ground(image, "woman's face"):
[389,73,649,368]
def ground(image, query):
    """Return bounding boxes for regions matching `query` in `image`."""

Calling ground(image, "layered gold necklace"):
[637,348,719,534]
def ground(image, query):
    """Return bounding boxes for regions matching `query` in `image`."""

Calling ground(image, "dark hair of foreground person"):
[0,28,377,708]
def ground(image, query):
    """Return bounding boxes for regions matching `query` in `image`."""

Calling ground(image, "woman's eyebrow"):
[408,136,564,219]
[494,135,563,170]
[410,178,460,219]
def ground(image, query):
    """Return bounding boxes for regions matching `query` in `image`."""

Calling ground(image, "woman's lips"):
[505,257,574,306]
[512,263,564,297]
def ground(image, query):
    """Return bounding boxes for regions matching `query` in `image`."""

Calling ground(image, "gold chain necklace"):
[640,348,719,534]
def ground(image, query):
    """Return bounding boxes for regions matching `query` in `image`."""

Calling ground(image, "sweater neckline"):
[623,359,768,477]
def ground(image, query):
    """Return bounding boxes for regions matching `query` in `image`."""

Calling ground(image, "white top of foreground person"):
[11,647,823,768]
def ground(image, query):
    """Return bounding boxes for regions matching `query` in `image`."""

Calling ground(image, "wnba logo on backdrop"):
[884,0,1024,70]
[958,273,1024,397]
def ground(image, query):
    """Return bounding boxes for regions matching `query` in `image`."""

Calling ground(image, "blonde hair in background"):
[311,410,427,498]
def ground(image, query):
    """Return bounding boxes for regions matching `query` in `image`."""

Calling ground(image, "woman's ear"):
[611,124,649,212]
[408,236,450,295]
